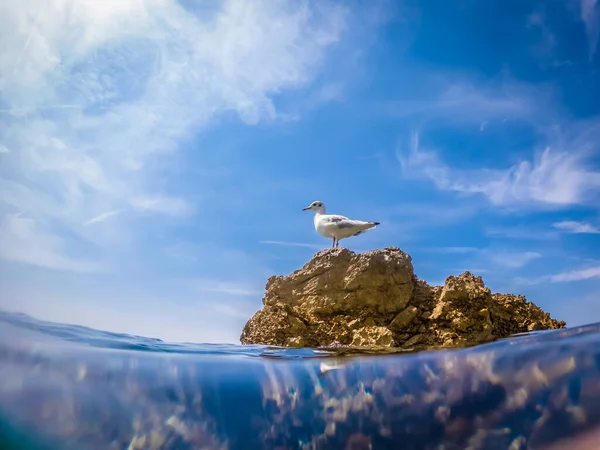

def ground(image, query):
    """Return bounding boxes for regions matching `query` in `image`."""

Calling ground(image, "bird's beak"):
[302,206,310,211]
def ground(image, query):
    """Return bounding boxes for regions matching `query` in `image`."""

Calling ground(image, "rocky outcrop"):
[240,247,565,350]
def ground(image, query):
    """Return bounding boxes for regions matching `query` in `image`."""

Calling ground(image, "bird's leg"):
[335,239,339,248]
[332,237,336,248]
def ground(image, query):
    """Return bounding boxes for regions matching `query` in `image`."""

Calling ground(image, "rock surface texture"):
[240,247,566,349]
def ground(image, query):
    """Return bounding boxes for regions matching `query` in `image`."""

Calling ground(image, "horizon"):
[1,0,599,344]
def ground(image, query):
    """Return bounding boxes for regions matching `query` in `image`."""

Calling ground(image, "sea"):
[1,310,600,450]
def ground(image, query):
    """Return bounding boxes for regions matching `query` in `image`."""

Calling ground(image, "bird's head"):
[302,200,326,214]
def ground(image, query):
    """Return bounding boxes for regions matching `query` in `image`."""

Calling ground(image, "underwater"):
[1,310,600,450]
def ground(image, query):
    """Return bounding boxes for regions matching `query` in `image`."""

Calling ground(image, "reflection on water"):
[1,310,599,449]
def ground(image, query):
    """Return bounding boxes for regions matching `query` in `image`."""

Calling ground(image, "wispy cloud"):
[129,196,193,216]
[485,226,559,241]
[370,201,480,230]
[580,0,600,60]
[163,242,199,263]
[195,281,262,297]
[488,251,542,269]
[520,265,600,284]
[424,246,543,272]
[83,210,123,226]
[0,214,103,273]
[259,240,323,250]
[443,245,544,270]
[212,303,256,320]
[426,246,480,254]
[387,82,538,125]
[0,0,348,271]
[553,220,600,234]
[548,266,600,282]
[399,130,600,209]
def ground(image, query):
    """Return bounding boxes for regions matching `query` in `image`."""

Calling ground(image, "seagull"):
[302,200,380,248]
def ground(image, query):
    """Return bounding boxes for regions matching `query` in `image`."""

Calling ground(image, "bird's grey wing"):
[323,215,349,222]
[322,215,355,228]
[328,216,379,234]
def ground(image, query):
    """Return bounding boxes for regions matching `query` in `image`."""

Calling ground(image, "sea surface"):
[1,310,600,450]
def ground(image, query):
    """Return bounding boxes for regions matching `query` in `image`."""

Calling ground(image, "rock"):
[263,247,415,319]
[363,317,376,327]
[351,326,394,347]
[389,306,419,331]
[240,248,566,350]
[430,272,490,321]
[347,319,361,329]
[286,336,307,348]
[240,304,314,347]
[404,334,425,348]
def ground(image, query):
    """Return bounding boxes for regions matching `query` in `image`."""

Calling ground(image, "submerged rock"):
[240,247,565,350]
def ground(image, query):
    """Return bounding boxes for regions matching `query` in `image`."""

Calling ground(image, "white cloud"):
[0,0,349,271]
[581,0,600,60]
[0,213,103,272]
[435,245,543,270]
[129,196,193,216]
[553,220,600,234]
[212,303,256,320]
[488,251,542,269]
[163,242,276,291]
[426,246,542,271]
[83,209,123,226]
[427,246,480,254]
[200,284,262,297]
[387,82,539,125]
[399,131,600,209]
[484,225,560,241]
[259,240,323,250]
[549,266,600,282]
[179,276,264,297]
[520,265,600,284]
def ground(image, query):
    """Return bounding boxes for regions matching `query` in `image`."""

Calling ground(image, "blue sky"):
[1,0,599,343]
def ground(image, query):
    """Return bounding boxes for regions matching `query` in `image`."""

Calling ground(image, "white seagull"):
[302,200,380,249]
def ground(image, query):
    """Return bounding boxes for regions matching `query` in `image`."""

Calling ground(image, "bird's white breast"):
[314,215,335,238]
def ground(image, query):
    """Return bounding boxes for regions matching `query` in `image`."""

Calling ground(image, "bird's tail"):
[351,221,380,236]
